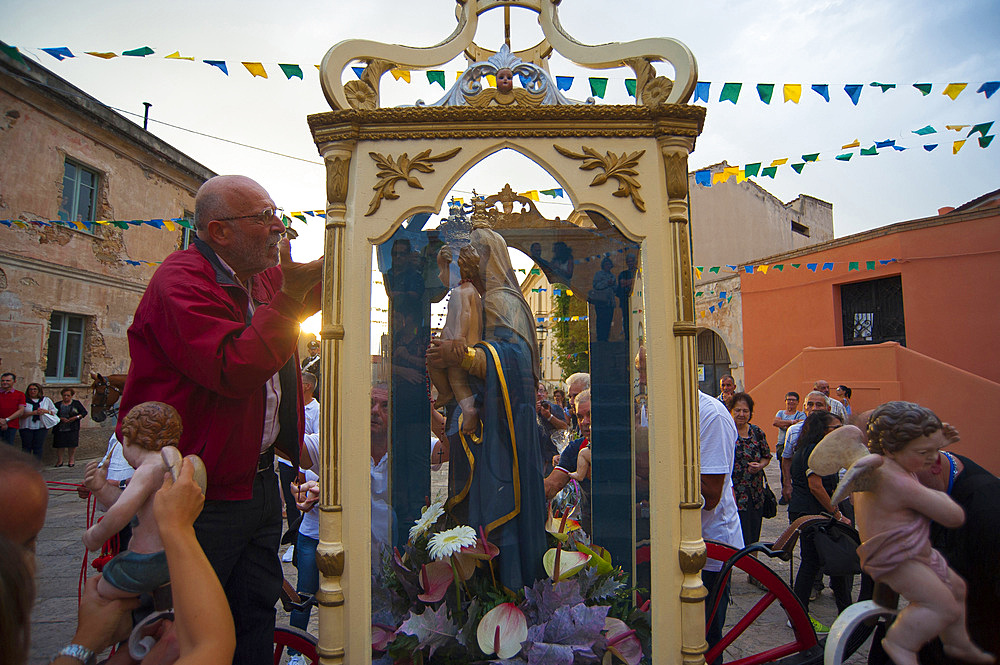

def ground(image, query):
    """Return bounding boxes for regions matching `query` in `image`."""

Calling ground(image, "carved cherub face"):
[886,429,948,473]
[497,68,514,93]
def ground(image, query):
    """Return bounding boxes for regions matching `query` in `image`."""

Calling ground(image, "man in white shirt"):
[698,390,743,658]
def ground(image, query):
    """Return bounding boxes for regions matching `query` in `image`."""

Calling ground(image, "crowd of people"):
[2,173,997,665]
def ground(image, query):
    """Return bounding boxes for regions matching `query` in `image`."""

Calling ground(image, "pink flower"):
[477,603,527,659]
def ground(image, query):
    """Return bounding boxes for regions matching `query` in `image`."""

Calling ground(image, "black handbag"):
[811,520,862,576]
[761,476,778,519]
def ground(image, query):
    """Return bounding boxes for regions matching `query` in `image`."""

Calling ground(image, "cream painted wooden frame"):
[307,104,707,664]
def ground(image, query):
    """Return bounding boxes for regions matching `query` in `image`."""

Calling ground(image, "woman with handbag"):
[788,410,852,634]
[19,383,57,461]
[729,393,774,564]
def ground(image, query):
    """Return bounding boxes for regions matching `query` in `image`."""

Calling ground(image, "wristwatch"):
[53,644,95,664]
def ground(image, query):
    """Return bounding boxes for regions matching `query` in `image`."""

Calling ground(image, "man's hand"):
[781,484,792,502]
[537,401,552,420]
[84,460,108,493]
[292,480,320,512]
[71,576,140,652]
[427,338,465,369]
[278,238,324,302]
[153,456,205,536]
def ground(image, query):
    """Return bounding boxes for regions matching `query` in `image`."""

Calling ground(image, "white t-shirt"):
[281,398,320,468]
[103,434,134,484]
[698,391,744,571]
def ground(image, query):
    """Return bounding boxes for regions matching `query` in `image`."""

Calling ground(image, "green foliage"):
[551,284,590,376]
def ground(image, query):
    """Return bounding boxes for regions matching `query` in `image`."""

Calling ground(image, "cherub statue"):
[82,401,206,599]
[429,242,483,435]
[809,401,994,665]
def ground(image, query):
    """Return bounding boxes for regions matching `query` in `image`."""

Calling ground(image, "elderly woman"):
[728,392,772,552]
[53,388,88,467]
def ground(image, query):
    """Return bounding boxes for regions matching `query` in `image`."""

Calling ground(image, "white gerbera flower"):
[427,525,477,560]
[409,500,445,541]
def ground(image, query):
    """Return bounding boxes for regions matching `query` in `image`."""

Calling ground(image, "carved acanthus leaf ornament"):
[553,144,647,212]
[365,147,462,216]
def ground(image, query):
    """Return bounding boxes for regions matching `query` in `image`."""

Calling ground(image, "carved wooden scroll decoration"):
[553,144,647,212]
[365,147,462,216]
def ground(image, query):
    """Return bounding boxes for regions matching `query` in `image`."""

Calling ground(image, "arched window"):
[697,329,731,395]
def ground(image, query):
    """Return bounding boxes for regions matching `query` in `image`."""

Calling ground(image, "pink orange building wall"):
[740,203,1000,474]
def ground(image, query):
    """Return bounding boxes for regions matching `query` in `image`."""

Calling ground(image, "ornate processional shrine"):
[307,1,707,662]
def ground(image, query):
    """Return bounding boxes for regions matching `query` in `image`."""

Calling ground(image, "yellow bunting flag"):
[945,125,969,132]
[522,190,540,201]
[736,169,748,183]
[783,84,802,103]
[953,140,966,154]
[163,220,176,231]
[456,71,463,81]
[757,264,769,274]
[841,139,860,149]
[94,220,109,225]
[723,166,740,176]
[694,267,703,279]
[486,74,496,87]
[242,62,267,78]
[315,64,321,70]
[165,51,194,61]
[390,69,411,83]
[942,83,967,100]
[712,171,733,185]
[86,51,118,59]
[770,158,788,167]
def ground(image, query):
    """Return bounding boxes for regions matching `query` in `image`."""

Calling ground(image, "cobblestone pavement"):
[31,458,872,663]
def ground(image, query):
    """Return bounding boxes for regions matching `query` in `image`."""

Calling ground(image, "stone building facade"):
[0,45,214,450]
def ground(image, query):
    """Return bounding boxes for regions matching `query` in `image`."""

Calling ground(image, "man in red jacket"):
[117,175,323,664]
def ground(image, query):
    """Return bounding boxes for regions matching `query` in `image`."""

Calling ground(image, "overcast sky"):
[6,0,998,339]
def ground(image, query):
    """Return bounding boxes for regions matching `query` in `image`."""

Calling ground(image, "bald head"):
[194,175,269,233]
[0,447,47,553]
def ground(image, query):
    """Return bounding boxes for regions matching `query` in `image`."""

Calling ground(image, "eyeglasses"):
[215,207,287,227]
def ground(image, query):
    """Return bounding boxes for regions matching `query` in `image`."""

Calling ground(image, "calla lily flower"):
[576,542,614,575]
[604,617,642,665]
[477,602,527,659]
[544,513,581,541]
[452,535,499,580]
[417,559,454,603]
[372,623,397,651]
[543,547,591,581]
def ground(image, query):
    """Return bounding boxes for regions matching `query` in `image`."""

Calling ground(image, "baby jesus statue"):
[82,401,202,599]
[810,401,994,665]
[429,242,483,435]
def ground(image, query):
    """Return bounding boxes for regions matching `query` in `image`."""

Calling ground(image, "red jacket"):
[118,238,316,500]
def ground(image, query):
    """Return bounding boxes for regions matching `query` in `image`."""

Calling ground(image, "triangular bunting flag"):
[953,139,966,154]
[783,83,802,103]
[760,166,777,178]
[849,262,859,271]
[695,170,712,187]
[836,153,853,161]
[844,84,863,105]
[913,83,932,96]
[122,46,155,57]
[86,51,118,59]
[242,62,267,78]
[967,122,994,138]
[977,81,999,99]
[390,69,411,83]
[870,82,896,92]
[773,265,784,272]
[980,135,995,148]
[41,47,75,61]
[694,81,710,102]
[720,82,742,103]
[486,74,496,87]
[709,267,721,274]
[842,139,860,149]
[942,83,967,100]
[811,84,830,101]
[694,267,703,279]
[757,264,769,274]
[945,125,969,132]
[556,76,573,91]
[822,262,834,271]
[624,78,636,97]
[426,70,445,88]
[204,60,228,75]
[866,261,876,270]
[802,153,819,162]
[807,263,818,272]
[912,125,936,135]
[589,77,608,98]
[278,64,303,80]
[756,83,774,104]
[860,146,878,156]
[791,163,805,174]
[875,139,896,149]
[165,51,194,61]
[743,162,761,177]
[923,144,938,151]
[352,66,364,79]
[770,158,788,166]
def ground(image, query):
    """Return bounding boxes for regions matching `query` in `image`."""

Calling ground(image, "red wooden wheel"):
[273,625,318,665]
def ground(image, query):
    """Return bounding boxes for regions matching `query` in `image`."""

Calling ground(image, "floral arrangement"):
[372,498,650,664]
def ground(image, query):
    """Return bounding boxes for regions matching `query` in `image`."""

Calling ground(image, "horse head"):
[90,372,124,423]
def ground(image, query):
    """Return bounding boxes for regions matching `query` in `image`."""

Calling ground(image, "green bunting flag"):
[913,83,933,96]
[122,46,154,57]
[866,261,876,270]
[278,64,303,80]
[760,166,777,178]
[624,78,636,97]
[0,43,26,64]
[860,146,878,156]
[849,261,859,271]
[802,153,819,162]
[791,163,805,173]
[756,83,774,104]
[836,153,853,161]
[968,121,994,137]
[913,125,936,135]
[427,70,445,88]
[588,77,608,98]
[870,82,896,93]
[743,162,761,177]
[981,135,995,148]
[720,82,742,103]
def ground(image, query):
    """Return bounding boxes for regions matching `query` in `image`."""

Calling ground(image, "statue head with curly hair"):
[120,401,183,452]
[866,401,941,455]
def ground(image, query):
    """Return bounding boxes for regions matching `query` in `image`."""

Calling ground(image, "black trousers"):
[788,511,854,613]
[278,461,301,530]
[194,467,282,665]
